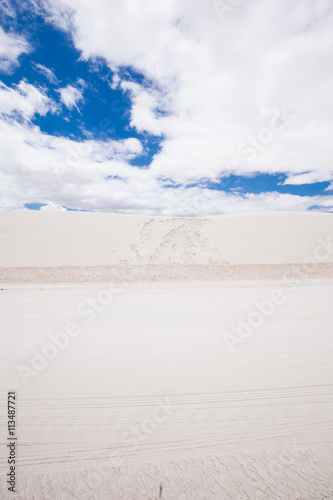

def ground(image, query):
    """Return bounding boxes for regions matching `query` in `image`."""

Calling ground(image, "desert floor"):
[1,279,332,499]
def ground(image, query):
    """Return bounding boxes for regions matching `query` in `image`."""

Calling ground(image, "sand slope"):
[0,211,332,267]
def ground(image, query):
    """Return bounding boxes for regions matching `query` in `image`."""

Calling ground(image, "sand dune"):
[1,211,333,285]
[0,211,333,267]
[0,212,332,499]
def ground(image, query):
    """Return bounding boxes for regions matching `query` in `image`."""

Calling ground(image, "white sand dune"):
[0,211,333,499]
[0,210,332,267]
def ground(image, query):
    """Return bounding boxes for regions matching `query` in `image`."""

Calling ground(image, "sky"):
[0,0,333,215]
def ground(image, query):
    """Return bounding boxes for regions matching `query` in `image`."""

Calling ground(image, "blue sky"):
[0,0,332,214]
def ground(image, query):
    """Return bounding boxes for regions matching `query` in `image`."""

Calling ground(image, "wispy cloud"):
[0,80,56,121]
[58,81,85,110]
[33,63,59,84]
[0,27,30,73]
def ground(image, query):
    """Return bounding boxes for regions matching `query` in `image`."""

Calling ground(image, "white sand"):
[0,210,333,267]
[0,212,332,499]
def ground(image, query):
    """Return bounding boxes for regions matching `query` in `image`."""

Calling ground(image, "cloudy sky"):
[0,0,333,214]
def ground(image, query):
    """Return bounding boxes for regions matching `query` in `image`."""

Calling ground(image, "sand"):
[1,211,333,268]
[0,212,332,499]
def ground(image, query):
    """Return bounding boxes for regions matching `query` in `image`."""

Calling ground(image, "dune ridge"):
[0,212,332,284]
[1,263,333,284]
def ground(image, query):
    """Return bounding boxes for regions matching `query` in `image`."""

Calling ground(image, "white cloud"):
[0,80,56,121]
[109,69,120,90]
[283,170,331,186]
[0,115,146,210]
[0,27,30,73]
[39,0,333,186]
[0,113,332,214]
[120,80,168,136]
[1,0,333,213]
[58,83,85,110]
[34,63,59,84]
[40,201,67,210]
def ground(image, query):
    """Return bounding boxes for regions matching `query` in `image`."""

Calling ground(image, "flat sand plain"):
[0,212,332,499]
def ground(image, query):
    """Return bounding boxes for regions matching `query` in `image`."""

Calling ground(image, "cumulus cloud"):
[38,0,333,186]
[0,113,332,214]
[1,0,333,213]
[0,26,30,73]
[0,111,146,210]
